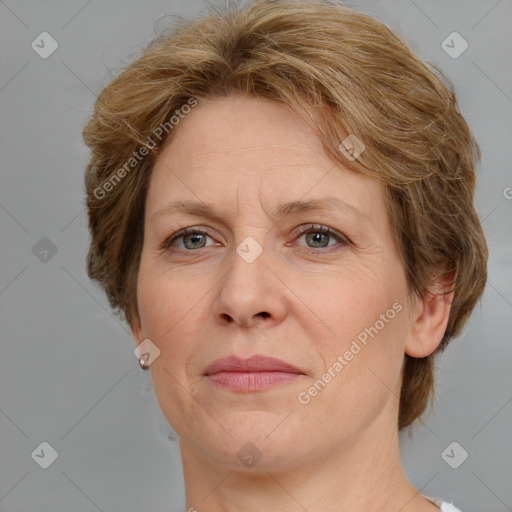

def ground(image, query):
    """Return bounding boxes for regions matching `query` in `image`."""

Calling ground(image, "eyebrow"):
[151,197,372,225]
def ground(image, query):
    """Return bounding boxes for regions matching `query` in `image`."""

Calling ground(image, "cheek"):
[296,313,407,437]
[297,272,407,407]
[297,270,400,348]
[135,266,200,396]
[137,266,205,433]
[137,264,200,341]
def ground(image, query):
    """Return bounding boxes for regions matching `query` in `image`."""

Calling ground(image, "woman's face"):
[132,94,416,471]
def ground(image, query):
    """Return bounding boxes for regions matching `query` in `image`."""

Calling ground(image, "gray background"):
[0,0,511,511]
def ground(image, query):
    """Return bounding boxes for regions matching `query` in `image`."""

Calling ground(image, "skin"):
[131,94,453,512]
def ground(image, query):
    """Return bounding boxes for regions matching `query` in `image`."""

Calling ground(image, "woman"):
[83,1,488,510]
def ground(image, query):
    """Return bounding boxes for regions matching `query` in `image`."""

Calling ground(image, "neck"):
[178,408,435,512]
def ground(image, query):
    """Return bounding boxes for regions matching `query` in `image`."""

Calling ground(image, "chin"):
[182,412,321,472]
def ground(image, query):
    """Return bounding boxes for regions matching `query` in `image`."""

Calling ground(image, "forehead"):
[147,95,384,221]
[160,95,326,169]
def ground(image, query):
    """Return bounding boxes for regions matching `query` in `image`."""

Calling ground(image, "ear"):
[405,269,457,358]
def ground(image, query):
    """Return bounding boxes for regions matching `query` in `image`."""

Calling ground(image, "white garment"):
[423,494,462,512]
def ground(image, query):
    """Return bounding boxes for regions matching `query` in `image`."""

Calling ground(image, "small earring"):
[139,357,150,370]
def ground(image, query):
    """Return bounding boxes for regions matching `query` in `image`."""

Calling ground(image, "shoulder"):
[439,503,462,512]
[422,494,462,512]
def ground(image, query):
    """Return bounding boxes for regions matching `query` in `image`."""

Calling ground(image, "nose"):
[212,237,288,329]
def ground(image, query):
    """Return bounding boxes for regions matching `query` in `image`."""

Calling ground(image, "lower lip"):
[206,371,302,391]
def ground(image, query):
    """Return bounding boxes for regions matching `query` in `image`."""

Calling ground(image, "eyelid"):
[292,223,347,241]
[160,226,215,250]
[161,223,349,251]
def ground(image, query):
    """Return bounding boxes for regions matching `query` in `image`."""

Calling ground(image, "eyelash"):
[160,224,349,254]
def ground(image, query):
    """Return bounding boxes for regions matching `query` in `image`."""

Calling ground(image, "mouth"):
[203,354,307,392]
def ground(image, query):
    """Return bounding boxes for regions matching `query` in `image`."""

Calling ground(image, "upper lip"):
[203,355,306,376]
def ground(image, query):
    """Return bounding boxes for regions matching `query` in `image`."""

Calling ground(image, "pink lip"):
[204,355,306,392]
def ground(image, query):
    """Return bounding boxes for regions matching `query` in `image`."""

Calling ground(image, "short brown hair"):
[83,0,488,430]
